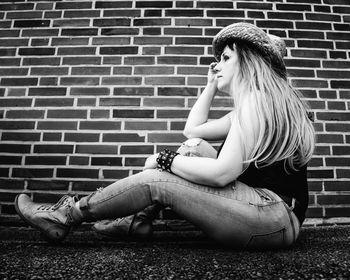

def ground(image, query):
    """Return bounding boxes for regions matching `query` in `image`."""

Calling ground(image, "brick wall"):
[0,0,349,225]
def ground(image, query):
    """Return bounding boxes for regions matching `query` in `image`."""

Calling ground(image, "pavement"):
[0,225,350,280]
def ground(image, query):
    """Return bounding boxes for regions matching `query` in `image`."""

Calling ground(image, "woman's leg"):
[78,168,299,248]
[93,138,218,237]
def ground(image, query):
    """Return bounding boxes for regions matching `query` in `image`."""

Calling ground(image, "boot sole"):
[14,194,69,243]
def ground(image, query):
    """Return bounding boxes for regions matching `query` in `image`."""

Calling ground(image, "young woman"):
[15,22,315,248]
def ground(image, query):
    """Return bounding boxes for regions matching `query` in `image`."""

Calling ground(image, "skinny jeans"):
[79,139,301,249]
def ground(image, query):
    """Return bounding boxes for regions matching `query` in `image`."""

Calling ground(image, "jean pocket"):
[246,228,286,249]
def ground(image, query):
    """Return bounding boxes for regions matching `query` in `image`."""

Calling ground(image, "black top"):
[217,145,308,223]
[237,162,308,223]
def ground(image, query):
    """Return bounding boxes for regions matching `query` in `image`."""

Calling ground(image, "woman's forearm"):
[183,83,217,137]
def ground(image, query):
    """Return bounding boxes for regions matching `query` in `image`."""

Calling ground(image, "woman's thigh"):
[83,169,298,248]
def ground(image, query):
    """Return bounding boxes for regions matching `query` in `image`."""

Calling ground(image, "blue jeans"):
[79,139,300,248]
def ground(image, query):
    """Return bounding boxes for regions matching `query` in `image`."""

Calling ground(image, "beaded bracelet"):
[156,149,179,173]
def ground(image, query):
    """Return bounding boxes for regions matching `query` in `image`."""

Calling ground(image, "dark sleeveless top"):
[217,145,308,223]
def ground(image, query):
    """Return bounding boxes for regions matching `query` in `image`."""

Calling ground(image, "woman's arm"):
[172,99,258,187]
[184,62,229,140]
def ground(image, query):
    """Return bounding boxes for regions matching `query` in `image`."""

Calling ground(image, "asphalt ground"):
[0,225,349,280]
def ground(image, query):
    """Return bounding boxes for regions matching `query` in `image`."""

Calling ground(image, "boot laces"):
[37,195,75,211]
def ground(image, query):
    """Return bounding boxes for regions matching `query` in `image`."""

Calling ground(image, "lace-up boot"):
[15,194,83,242]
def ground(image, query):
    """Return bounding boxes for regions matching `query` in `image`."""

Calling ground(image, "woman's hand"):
[207,62,218,87]
[143,153,159,170]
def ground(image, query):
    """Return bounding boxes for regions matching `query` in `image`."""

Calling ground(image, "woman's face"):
[214,45,239,94]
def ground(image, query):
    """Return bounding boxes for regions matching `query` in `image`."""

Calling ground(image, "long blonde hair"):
[230,43,315,171]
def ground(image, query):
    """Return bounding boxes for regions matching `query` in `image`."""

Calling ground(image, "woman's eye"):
[223,55,229,61]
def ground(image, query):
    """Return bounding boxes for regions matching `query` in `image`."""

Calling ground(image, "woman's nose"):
[212,62,220,72]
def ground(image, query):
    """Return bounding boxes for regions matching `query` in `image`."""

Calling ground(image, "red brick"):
[148,133,186,143]
[113,109,154,119]
[120,145,154,155]
[165,46,204,55]
[71,67,111,76]
[52,37,89,45]
[0,98,32,107]
[113,66,132,75]
[142,47,161,55]
[37,121,77,130]
[157,109,189,119]
[134,66,174,75]
[297,40,334,49]
[29,87,66,96]
[0,121,35,130]
[63,56,101,65]
[175,18,212,26]
[79,121,121,130]
[91,157,122,166]
[125,157,146,167]
[100,46,138,55]
[58,47,96,56]
[158,87,197,96]
[99,97,140,106]
[57,168,99,179]
[27,180,69,191]
[12,168,53,178]
[69,156,89,166]
[136,1,172,8]
[324,181,350,192]
[30,67,68,76]
[6,110,44,119]
[0,58,20,66]
[291,79,328,88]
[103,133,145,142]
[0,144,31,154]
[0,168,9,177]
[96,1,133,8]
[145,76,185,86]
[1,132,40,141]
[77,98,96,106]
[0,3,34,11]
[113,87,153,97]
[43,133,62,141]
[305,207,323,218]
[318,195,350,205]
[165,9,203,17]
[102,77,142,85]
[177,1,194,8]
[308,169,334,179]
[101,28,139,36]
[34,144,74,154]
[326,123,350,132]
[170,121,185,131]
[70,87,109,96]
[306,13,341,22]
[22,29,59,37]
[0,179,24,190]
[56,2,92,9]
[325,207,350,218]
[134,18,171,26]
[326,157,349,167]
[175,37,212,45]
[144,10,162,18]
[35,98,74,107]
[124,56,155,65]
[61,77,99,86]
[143,97,184,107]
[6,11,42,19]
[103,9,140,17]
[337,169,350,179]
[90,109,110,119]
[0,156,22,165]
[124,121,167,131]
[64,133,100,142]
[75,145,118,154]
[23,57,60,66]
[0,38,28,47]
[102,170,129,179]
[327,101,346,110]
[1,78,38,86]
[333,146,350,155]
[317,112,350,121]
[61,28,98,36]
[25,156,67,165]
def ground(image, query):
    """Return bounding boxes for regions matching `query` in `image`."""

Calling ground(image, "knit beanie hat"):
[212,22,287,78]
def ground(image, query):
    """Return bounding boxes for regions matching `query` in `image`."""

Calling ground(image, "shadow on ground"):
[0,225,349,279]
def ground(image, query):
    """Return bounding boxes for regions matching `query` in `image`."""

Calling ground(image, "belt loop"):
[291,198,296,211]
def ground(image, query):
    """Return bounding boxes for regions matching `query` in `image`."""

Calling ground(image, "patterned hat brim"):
[212,22,287,77]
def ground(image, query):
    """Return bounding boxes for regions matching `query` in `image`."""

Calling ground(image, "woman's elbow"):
[183,128,195,139]
[212,173,237,188]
